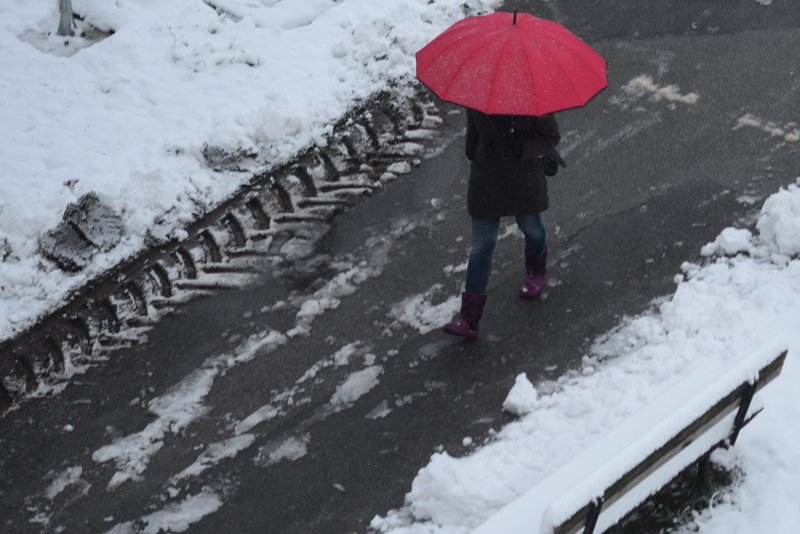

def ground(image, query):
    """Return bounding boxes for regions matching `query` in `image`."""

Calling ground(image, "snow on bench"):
[474,337,788,534]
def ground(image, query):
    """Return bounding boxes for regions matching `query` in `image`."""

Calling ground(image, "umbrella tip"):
[513,9,517,25]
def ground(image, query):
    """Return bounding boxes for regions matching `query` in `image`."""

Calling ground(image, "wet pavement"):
[2,0,799,532]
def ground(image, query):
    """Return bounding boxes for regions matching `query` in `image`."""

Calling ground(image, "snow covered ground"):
[372,181,800,532]
[5,1,800,532]
[0,0,499,342]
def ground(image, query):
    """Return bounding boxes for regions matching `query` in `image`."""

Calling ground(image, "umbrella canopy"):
[416,11,607,116]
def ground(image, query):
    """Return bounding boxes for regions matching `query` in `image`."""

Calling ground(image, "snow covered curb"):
[0,0,500,344]
[371,181,800,533]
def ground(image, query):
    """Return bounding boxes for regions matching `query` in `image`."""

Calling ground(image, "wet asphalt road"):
[2,1,799,533]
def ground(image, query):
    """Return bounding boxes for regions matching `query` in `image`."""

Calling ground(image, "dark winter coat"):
[465,109,561,218]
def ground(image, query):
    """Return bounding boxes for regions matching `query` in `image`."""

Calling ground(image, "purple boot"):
[521,247,547,299]
[443,291,487,340]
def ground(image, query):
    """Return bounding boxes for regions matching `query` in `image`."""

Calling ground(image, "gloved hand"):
[542,147,567,176]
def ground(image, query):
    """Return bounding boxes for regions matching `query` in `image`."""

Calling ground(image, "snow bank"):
[0,0,500,341]
[372,181,800,533]
[756,184,800,257]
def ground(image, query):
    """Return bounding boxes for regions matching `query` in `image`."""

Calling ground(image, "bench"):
[474,337,788,534]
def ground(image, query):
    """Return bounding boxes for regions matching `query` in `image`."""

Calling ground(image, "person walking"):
[442,108,564,340]
[415,10,608,340]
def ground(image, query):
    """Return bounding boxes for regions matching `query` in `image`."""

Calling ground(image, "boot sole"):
[442,326,479,340]
[520,289,544,300]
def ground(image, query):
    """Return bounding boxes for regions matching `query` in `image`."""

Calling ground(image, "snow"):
[372,181,800,533]
[44,466,89,500]
[173,434,256,481]
[5,1,800,531]
[734,113,800,144]
[140,490,223,534]
[92,329,285,489]
[330,365,383,407]
[502,373,538,417]
[368,400,393,420]
[257,434,310,466]
[234,404,280,435]
[623,75,700,105]
[757,184,800,256]
[333,342,361,367]
[0,0,500,342]
[286,252,388,338]
[388,284,461,335]
[539,339,784,534]
[700,227,753,257]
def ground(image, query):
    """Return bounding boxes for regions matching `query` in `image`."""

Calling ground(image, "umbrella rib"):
[486,31,516,112]
[518,17,607,81]
[523,38,583,105]
[533,32,607,84]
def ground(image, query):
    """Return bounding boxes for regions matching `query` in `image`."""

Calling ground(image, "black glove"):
[542,147,567,176]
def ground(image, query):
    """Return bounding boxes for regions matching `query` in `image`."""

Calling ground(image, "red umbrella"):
[416,11,607,116]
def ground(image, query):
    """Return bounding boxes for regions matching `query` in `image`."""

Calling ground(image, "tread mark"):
[14,354,37,391]
[357,120,381,150]
[199,230,223,263]
[245,197,271,229]
[98,297,121,333]
[222,213,248,249]
[150,263,174,298]
[175,247,198,280]
[316,151,341,182]
[43,336,66,374]
[269,182,295,213]
[291,167,318,197]
[125,282,149,316]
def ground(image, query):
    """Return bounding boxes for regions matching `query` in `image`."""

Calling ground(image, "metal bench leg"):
[584,497,604,534]
[730,380,759,446]
[695,450,713,493]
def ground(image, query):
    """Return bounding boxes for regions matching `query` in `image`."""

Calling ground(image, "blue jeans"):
[465,214,546,294]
